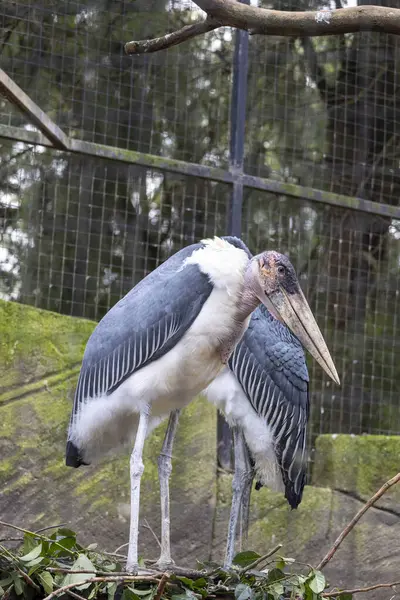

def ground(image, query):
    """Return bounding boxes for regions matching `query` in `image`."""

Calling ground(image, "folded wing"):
[228,304,309,508]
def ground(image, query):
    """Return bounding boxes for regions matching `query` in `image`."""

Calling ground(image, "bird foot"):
[125,563,139,575]
[154,557,176,571]
[126,564,158,576]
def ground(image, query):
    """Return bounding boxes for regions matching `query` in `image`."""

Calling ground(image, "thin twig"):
[143,518,162,549]
[61,589,86,600]
[0,537,23,543]
[155,573,170,600]
[317,472,400,571]
[125,18,220,54]
[0,543,19,563]
[0,521,76,557]
[34,524,67,533]
[0,544,41,593]
[239,544,283,574]
[113,542,129,554]
[41,575,163,600]
[46,568,133,576]
[101,550,128,559]
[322,580,400,597]
[16,567,40,591]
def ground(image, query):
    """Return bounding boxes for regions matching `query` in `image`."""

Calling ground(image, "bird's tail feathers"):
[65,439,90,468]
[275,430,307,509]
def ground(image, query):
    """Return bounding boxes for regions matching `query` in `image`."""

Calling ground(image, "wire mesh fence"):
[243,189,400,442]
[1,0,399,450]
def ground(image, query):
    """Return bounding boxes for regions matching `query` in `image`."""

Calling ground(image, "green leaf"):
[24,555,45,568]
[275,559,285,571]
[268,581,284,600]
[0,577,13,588]
[276,555,295,570]
[304,587,317,600]
[57,528,77,539]
[171,592,197,600]
[266,568,285,583]
[49,537,76,555]
[193,578,208,589]
[107,581,118,600]
[22,533,37,555]
[103,562,118,572]
[38,571,54,594]
[340,594,353,600]
[176,576,194,589]
[19,542,42,562]
[62,553,96,590]
[130,587,157,597]
[11,572,25,596]
[234,583,254,600]
[308,570,326,594]
[123,590,139,600]
[233,551,260,567]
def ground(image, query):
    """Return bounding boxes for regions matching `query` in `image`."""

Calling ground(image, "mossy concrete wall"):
[1,299,399,597]
[313,434,400,510]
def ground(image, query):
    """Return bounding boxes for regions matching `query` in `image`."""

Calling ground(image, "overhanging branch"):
[125,17,220,54]
[125,2,400,55]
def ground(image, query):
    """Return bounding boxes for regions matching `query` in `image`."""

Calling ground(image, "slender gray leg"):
[155,409,181,568]
[126,405,150,573]
[239,457,254,550]
[224,427,253,568]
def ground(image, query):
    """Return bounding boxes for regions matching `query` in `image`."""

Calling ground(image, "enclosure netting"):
[0,0,399,443]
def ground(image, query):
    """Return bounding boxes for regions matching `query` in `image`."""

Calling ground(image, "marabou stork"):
[65,236,339,572]
[205,303,311,567]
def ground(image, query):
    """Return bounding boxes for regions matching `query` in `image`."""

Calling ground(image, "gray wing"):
[228,304,309,508]
[66,242,213,466]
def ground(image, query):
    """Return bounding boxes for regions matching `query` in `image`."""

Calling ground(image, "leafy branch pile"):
[0,523,346,600]
[1,475,400,599]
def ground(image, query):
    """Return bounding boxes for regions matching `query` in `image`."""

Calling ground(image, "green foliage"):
[0,525,351,600]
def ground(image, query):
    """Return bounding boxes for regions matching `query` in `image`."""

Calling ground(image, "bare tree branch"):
[125,18,220,54]
[316,472,400,571]
[322,580,400,597]
[125,2,400,54]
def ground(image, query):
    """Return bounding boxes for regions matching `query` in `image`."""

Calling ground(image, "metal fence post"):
[217,2,250,473]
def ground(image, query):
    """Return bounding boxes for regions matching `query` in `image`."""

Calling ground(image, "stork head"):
[248,250,340,385]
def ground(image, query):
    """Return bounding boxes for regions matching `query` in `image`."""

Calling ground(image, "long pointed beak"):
[263,287,340,385]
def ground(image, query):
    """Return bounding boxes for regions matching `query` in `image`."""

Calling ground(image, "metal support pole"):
[228,3,249,236]
[218,3,250,473]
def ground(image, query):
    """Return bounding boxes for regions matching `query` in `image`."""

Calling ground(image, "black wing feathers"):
[228,304,309,508]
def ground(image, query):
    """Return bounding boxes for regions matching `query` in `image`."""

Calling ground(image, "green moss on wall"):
[313,434,400,504]
[0,298,94,391]
[0,299,217,551]
[2,298,399,568]
[249,485,333,551]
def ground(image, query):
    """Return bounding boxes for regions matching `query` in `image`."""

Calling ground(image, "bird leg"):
[126,404,151,573]
[155,409,181,569]
[239,456,254,550]
[224,427,253,568]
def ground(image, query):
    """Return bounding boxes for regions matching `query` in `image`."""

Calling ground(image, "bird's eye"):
[277,265,286,275]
